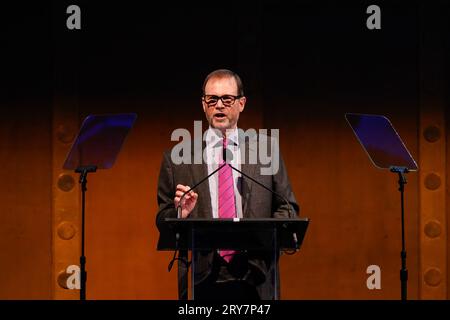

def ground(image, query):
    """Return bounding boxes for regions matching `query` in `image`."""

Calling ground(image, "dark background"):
[3,1,434,109]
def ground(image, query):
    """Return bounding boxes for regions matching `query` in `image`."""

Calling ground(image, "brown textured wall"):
[0,96,437,300]
[0,101,53,299]
[447,110,450,299]
[0,98,424,300]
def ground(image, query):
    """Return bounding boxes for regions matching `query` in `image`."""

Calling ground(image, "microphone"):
[176,138,232,218]
[176,162,227,218]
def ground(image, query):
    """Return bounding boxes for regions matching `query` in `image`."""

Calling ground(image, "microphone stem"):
[176,162,227,218]
[228,164,293,218]
[228,163,298,249]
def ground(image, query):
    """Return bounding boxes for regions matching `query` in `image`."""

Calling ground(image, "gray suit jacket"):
[156,131,299,299]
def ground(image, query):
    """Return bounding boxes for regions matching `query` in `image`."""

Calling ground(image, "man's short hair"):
[202,69,244,96]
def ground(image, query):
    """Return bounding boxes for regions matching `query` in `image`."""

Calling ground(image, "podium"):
[158,217,309,300]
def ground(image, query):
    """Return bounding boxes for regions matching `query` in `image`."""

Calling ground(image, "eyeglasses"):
[202,94,242,107]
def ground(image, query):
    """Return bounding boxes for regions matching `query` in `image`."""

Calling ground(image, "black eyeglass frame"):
[202,94,243,107]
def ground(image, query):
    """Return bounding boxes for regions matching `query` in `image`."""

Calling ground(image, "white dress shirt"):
[204,127,243,219]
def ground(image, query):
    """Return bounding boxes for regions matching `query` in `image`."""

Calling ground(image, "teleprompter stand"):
[63,113,137,300]
[346,113,418,301]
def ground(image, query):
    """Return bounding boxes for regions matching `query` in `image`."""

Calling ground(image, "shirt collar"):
[205,126,239,148]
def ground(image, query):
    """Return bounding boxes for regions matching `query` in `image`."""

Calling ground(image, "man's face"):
[202,76,246,132]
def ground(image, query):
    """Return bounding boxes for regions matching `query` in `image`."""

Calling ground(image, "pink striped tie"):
[218,137,236,262]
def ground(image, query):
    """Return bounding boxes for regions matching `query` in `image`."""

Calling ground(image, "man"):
[156,69,299,300]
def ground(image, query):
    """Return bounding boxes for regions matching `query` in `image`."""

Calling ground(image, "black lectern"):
[158,217,309,300]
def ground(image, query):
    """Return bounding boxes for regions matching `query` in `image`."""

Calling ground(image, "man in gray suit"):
[156,69,299,300]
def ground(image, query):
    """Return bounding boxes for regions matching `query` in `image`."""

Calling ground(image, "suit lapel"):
[190,140,212,218]
[239,131,258,217]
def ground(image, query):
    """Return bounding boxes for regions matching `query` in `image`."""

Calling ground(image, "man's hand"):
[174,184,198,218]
